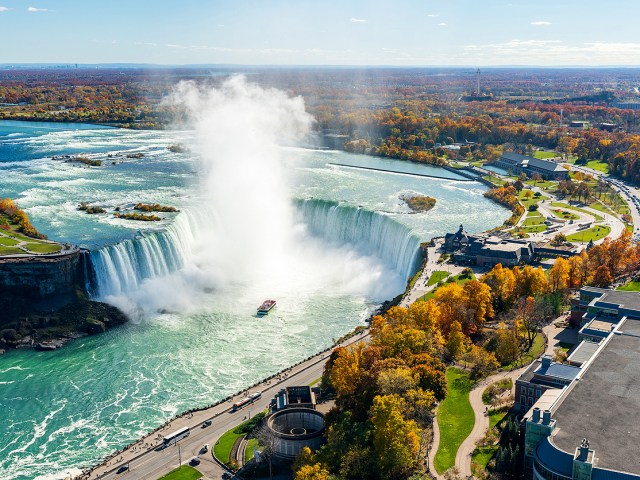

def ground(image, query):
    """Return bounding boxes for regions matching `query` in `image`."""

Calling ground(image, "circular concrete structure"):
[266,408,325,460]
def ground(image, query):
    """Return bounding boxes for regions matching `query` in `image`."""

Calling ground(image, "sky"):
[1,0,640,66]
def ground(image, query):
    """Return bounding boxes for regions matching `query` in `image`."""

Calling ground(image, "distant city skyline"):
[1,0,639,66]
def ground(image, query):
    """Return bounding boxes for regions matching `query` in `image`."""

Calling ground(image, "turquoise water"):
[0,121,508,479]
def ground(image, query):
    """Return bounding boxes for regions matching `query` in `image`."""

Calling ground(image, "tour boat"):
[257,299,276,316]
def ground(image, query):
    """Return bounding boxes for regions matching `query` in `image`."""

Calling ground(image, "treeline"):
[0,198,46,239]
[483,185,524,226]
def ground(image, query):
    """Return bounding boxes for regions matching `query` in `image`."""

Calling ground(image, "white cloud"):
[135,42,158,47]
[0,6,9,12]
[438,22,447,27]
[27,6,49,12]
[427,14,439,17]
[531,21,551,26]
[167,44,188,49]
[349,18,367,23]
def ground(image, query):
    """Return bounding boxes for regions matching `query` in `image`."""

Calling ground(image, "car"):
[116,465,129,474]
[201,443,209,453]
[190,457,201,466]
[201,420,212,428]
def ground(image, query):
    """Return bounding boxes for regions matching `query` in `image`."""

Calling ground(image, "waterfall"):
[87,200,422,302]
[87,212,195,298]
[295,198,422,281]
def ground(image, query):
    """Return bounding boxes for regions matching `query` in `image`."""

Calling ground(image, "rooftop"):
[594,290,640,314]
[566,340,600,366]
[534,362,580,382]
[552,318,640,475]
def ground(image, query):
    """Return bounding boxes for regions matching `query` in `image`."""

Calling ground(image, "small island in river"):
[400,194,437,212]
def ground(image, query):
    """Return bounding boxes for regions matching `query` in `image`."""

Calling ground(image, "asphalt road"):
[86,331,368,480]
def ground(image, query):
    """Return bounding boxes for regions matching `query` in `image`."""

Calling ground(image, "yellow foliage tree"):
[370,394,420,478]
[294,463,330,480]
[329,343,365,398]
[549,257,570,294]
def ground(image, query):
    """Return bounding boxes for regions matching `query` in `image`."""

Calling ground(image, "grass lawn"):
[427,270,450,286]
[557,342,574,353]
[418,272,475,303]
[157,465,202,480]
[502,333,545,370]
[585,160,609,174]
[245,438,259,464]
[489,408,510,431]
[434,368,474,474]
[308,377,321,386]
[0,246,23,255]
[214,420,251,466]
[550,202,604,221]
[618,280,640,292]
[521,224,547,233]
[566,225,611,242]
[534,151,557,159]
[522,212,544,226]
[551,209,579,220]
[472,445,499,471]
[0,236,19,246]
[23,243,62,254]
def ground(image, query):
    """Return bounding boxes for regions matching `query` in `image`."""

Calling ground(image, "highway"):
[84,331,368,480]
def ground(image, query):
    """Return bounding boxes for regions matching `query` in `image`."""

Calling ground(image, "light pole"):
[178,443,182,467]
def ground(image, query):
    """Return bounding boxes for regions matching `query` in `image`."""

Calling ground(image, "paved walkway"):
[400,241,463,307]
[447,321,565,478]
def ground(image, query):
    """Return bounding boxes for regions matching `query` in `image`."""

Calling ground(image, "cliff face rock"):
[0,252,129,350]
[0,251,84,301]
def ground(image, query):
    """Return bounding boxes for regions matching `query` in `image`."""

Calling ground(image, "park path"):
[452,320,564,477]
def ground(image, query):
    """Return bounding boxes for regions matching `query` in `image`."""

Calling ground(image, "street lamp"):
[178,444,181,467]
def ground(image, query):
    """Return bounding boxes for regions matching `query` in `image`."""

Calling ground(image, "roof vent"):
[541,355,552,368]
[542,409,551,425]
[532,407,540,422]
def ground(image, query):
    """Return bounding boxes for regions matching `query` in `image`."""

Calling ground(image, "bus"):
[163,426,190,446]
[232,391,262,411]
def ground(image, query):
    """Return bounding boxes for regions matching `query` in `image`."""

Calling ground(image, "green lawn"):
[489,408,510,431]
[434,368,475,474]
[308,377,321,386]
[550,202,604,221]
[520,224,547,233]
[0,236,19,246]
[551,209,579,220]
[245,438,259,464]
[418,272,476,303]
[23,243,62,254]
[522,212,544,226]
[427,270,450,286]
[214,423,247,466]
[534,151,557,159]
[0,246,23,255]
[472,445,499,471]
[618,281,640,292]
[585,160,609,173]
[157,466,203,480]
[566,225,611,242]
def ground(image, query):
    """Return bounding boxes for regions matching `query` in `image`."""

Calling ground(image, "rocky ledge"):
[0,299,128,352]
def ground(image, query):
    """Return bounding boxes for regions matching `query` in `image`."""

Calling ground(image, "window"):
[521,385,527,395]
[536,389,542,397]
[528,387,534,396]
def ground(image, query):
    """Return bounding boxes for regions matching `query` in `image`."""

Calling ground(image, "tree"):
[294,463,330,480]
[483,263,516,311]
[463,344,499,379]
[591,265,613,287]
[463,280,494,333]
[494,322,519,365]
[548,257,570,294]
[445,320,466,360]
[329,344,365,399]
[515,296,538,347]
[370,394,420,478]
[551,233,567,246]
[255,423,278,480]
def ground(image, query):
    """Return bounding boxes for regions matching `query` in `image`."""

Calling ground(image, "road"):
[569,163,640,240]
[83,331,368,480]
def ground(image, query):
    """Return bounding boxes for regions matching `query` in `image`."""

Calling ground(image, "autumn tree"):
[370,394,420,479]
[445,320,466,360]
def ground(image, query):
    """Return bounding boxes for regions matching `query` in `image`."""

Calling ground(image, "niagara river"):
[0,113,508,480]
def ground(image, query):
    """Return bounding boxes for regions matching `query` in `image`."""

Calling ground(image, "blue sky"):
[1,0,639,66]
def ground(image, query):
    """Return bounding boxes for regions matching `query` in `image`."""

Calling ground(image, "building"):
[521,287,640,479]
[494,152,569,181]
[445,225,535,267]
[274,386,317,411]
[515,356,579,412]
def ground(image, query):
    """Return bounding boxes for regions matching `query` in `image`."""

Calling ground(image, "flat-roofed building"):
[522,289,640,479]
[494,152,569,181]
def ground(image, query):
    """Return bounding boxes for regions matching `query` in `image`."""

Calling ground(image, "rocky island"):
[400,194,437,212]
